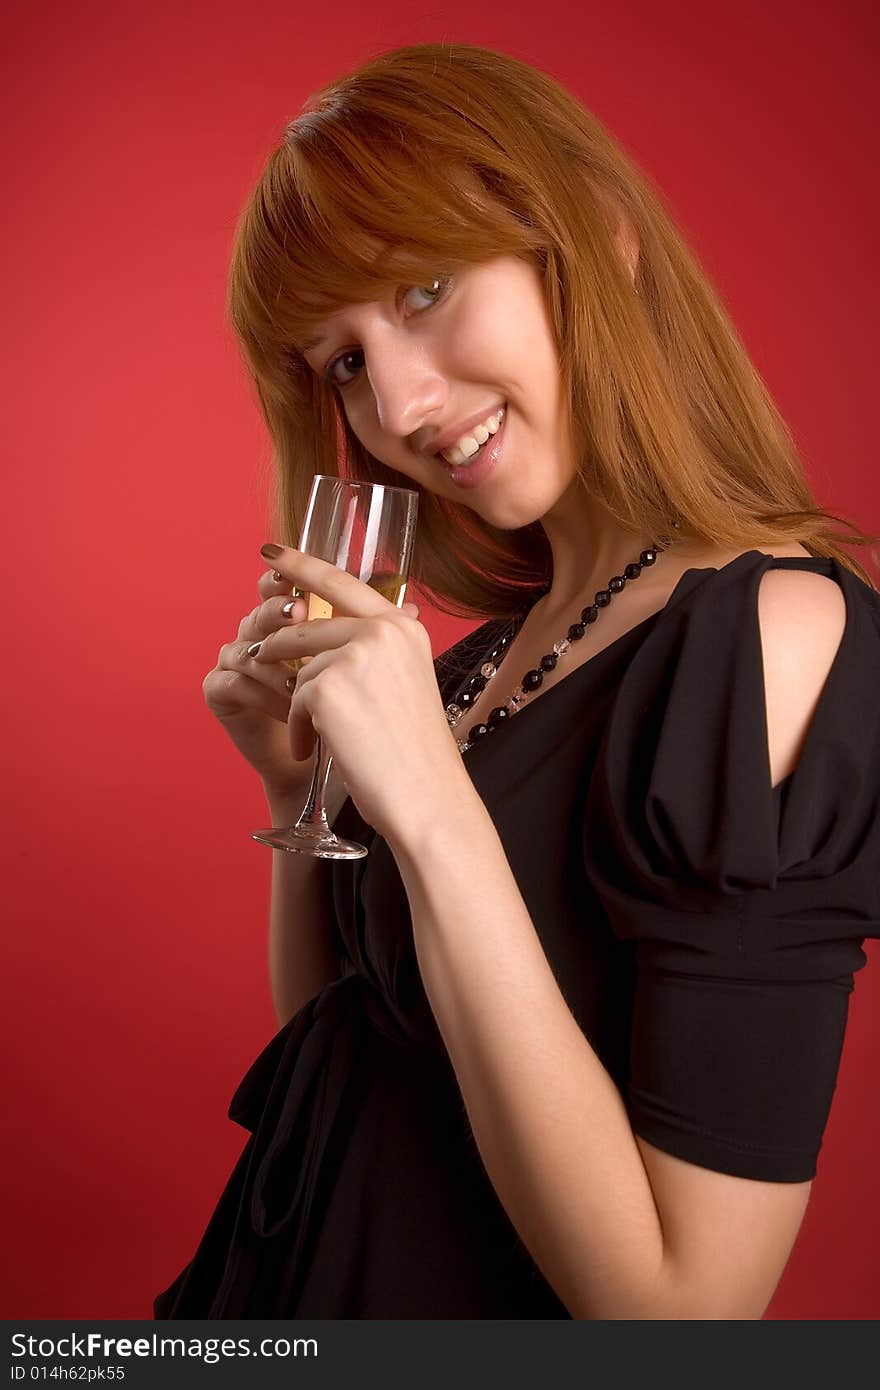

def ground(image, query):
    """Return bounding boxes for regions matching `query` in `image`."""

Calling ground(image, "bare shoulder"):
[649,540,815,601]
[755,541,816,562]
[670,539,816,570]
[754,564,847,787]
[755,561,847,667]
[660,541,845,787]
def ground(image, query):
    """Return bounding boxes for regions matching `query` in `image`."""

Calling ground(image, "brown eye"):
[324,349,365,388]
[323,276,455,389]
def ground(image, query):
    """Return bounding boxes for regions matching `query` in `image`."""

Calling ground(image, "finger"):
[239,593,309,644]
[259,545,400,620]
[257,566,303,602]
[288,705,317,764]
[285,649,336,762]
[284,644,333,694]
[217,637,300,701]
[253,613,363,666]
[254,593,312,640]
[203,666,293,725]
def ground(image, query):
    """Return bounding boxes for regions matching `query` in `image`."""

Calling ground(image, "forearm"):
[388,792,672,1321]
[263,771,347,1028]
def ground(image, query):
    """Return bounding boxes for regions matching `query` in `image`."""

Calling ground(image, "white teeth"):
[440,407,505,466]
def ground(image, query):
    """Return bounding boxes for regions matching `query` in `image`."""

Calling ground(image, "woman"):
[154,42,880,1319]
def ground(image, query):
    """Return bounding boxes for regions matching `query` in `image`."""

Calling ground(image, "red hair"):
[227,41,878,617]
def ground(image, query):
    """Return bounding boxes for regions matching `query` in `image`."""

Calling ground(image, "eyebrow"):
[297,332,328,354]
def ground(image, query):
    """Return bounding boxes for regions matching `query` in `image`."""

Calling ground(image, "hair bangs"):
[233,115,540,367]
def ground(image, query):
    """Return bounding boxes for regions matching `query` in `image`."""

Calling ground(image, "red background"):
[3,0,878,1319]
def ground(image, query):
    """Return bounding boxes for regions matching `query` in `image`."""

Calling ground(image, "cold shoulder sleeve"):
[583,552,880,1182]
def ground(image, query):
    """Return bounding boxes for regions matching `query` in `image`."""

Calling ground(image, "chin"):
[490,483,565,530]
[472,500,547,532]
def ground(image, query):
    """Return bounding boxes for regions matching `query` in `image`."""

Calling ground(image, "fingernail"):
[281,600,296,618]
[261,543,284,559]
[246,641,262,657]
[272,570,284,582]
[285,676,296,691]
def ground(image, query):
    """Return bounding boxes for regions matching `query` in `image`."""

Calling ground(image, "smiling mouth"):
[441,435,491,468]
[435,404,507,468]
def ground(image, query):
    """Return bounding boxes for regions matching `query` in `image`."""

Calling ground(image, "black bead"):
[468,722,490,741]
[487,706,510,727]
[457,689,477,709]
[568,622,586,640]
[523,669,544,691]
[539,653,558,672]
[595,590,611,607]
[581,604,599,625]
[640,548,658,566]
[624,562,642,580]
[609,575,626,593]
[469,673,488,694]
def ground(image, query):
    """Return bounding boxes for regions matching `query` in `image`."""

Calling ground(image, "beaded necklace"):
[445,541,668,753]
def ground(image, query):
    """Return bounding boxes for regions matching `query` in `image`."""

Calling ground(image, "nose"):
[365,342,448,447]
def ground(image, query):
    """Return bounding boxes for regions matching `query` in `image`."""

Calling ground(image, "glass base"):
[252,822,368,860]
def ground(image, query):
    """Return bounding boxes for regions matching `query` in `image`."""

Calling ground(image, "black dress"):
[154,551,880,1318]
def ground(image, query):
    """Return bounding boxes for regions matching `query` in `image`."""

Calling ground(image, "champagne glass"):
[251,475,419,859]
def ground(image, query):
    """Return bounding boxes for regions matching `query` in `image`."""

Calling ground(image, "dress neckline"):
[459,549,834,759]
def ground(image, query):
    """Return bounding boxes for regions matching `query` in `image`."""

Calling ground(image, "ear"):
[597,189,640,286]
[613,205,640,285]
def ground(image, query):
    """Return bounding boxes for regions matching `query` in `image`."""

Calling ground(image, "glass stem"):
[293,733,334,833]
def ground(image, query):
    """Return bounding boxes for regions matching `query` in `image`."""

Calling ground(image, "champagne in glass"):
[281,571,409,677]
[252,476,418,860]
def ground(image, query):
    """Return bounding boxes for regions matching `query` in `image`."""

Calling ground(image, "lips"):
[428,401,507,461]
[439,406,507,489]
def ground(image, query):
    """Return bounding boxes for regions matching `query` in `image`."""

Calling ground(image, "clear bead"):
[446,703,463,726]
[509,690,527,707]
[553,638,570,656]
[480,662,497,679]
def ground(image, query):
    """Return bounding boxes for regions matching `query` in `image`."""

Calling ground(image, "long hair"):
[226,41,879,618]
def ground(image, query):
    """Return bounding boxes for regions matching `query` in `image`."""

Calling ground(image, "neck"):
[536,483,672,625]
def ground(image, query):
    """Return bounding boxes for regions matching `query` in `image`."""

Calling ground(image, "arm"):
[383,571,845,1319]
[263,768,348,1029]
[388,792,808,1319]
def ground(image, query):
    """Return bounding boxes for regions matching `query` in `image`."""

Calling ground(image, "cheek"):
[452,303,514,369]
[347,413,433,486]
[342,401,382,457]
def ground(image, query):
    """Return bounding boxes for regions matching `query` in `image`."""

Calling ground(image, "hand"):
[201,566,329,802]
[253,546,471,845]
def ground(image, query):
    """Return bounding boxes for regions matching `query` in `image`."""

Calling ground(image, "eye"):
[322,276,454,388]
[323,348,364,391]
[402,277,453,311]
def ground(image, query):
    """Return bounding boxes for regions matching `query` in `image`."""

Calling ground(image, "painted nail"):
[246,641,262,657]
[261,543,284,559]
[281,600,296,618]
[272,570,284,582]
